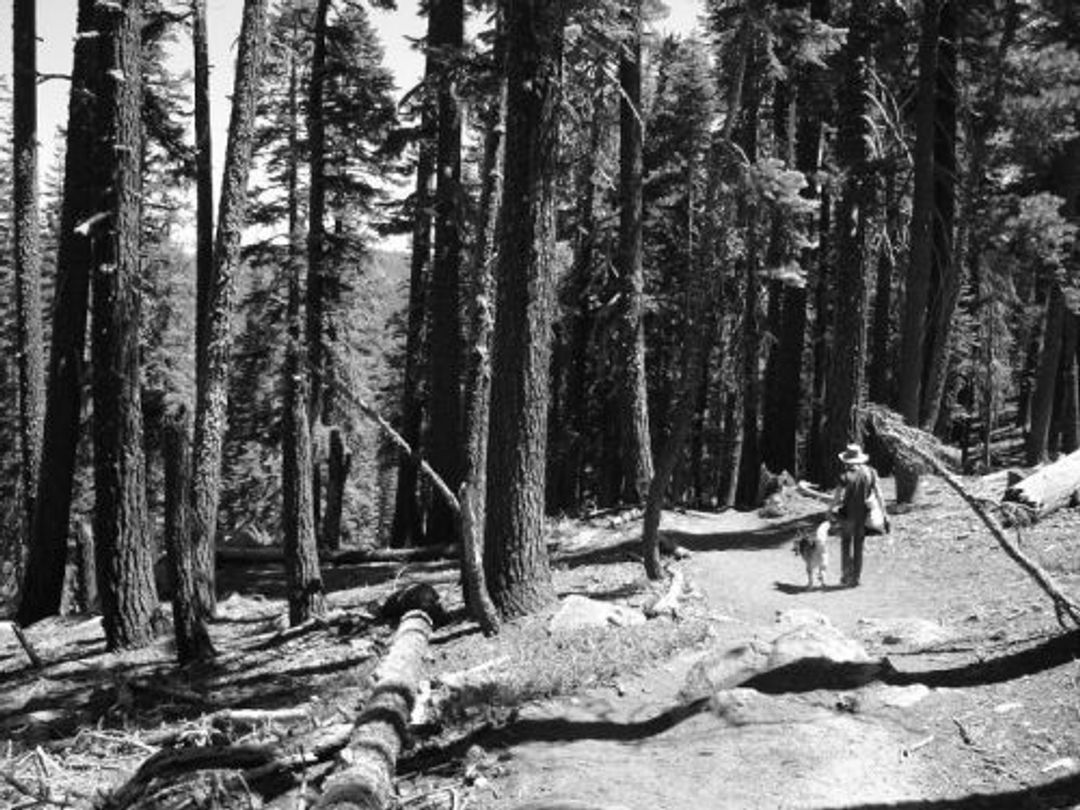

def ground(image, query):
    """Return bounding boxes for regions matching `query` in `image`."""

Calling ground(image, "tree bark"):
[424,0,467,545]
[615,0,654,505]
[484,0,564,619]
[91,0,158,651]
[163,404,215,664]
[1028,285,1067,465]
[192,0,214,439]
[321,428,351,551]
[459,75,505,636]
[919,0,960,431]
[17,0,99,627]
[760,75,805,478]
[824,0,875,484]
[191,0,269,616]
[897,0,938,432]
[307,0,330,426]
[12,0,44,559]
[284,38,326,627]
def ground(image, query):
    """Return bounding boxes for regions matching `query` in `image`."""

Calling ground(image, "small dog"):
[793,520,830,589]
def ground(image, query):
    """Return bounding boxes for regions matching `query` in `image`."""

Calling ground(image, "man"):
[830,443,889,587]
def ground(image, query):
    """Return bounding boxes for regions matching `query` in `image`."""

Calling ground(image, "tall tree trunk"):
[284,39,326,627]
[17,0,99,626]
[735,48,764,507]
[894,0,939,503]
[460,77,505,636]
[1028,285,1067,465]
[824,0,874,485]
[615,0,654,504]
[193,0,213,437]
[642,142,713,579]
[163,404,214,664]
[484,0,564,619]
[760,76,804,478]
[807,190,832,485]
[1057,313,1079,454]
[13,0,43,559]
[869,174,897,405]
[919,0,960,431]
[800,0,831,486]
[390,34,438,549]
[552,61,605,512]
[190,0,268,614]
[321,428,350,550]
[897,0,938,427]
[426,0,467,545]
[307,0,329,426]
[92,0,158,651]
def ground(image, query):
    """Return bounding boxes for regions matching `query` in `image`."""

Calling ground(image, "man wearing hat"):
[830,443,889,587]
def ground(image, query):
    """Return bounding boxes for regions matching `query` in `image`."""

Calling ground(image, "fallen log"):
[1002,448,1080,525]
[317,609,433,810]
[216,542,460,566]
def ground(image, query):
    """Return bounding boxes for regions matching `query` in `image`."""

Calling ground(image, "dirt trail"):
[476,506,949,809]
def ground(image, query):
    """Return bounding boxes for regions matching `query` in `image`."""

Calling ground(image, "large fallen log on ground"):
[317,609,433,810]
[1002,448,1080,525]
[216,542,460,565]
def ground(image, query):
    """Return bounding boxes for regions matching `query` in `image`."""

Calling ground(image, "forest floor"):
[2,473,1080,809]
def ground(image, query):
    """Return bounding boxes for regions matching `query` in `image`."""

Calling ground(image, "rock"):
[856,617,952,648]
[767,622,872,670]
[878,684,932,708]
[548,595,645,632]
[775,608,833,629]
[680,640,772,699]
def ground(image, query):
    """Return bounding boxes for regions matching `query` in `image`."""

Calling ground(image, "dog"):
[793,520,830,589]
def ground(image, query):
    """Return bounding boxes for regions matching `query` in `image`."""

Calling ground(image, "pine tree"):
[91,0,158,650]
[484,0,565,618]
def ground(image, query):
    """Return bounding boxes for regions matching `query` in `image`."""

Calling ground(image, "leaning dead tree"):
[864,404,1080,629]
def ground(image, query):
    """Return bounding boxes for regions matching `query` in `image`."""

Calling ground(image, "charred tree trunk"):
[426,0,467,546]
[163,404,214,664]
[321,428,351,551]
[190,0,268,614]
[17,0,99,627]
[12,0,43,557]
[91,0,158,651]
[484,0,564,619]
[824,0,875,484]
[615,0,654,505]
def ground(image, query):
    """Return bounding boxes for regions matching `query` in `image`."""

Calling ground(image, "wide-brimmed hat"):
[838,443,869,465]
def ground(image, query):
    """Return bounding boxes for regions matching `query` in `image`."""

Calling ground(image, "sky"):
[0,0,704,246]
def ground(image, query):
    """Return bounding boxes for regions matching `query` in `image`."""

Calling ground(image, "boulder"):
[680,640,771,699]
[767,622,872,670]
[548,595,645,632]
